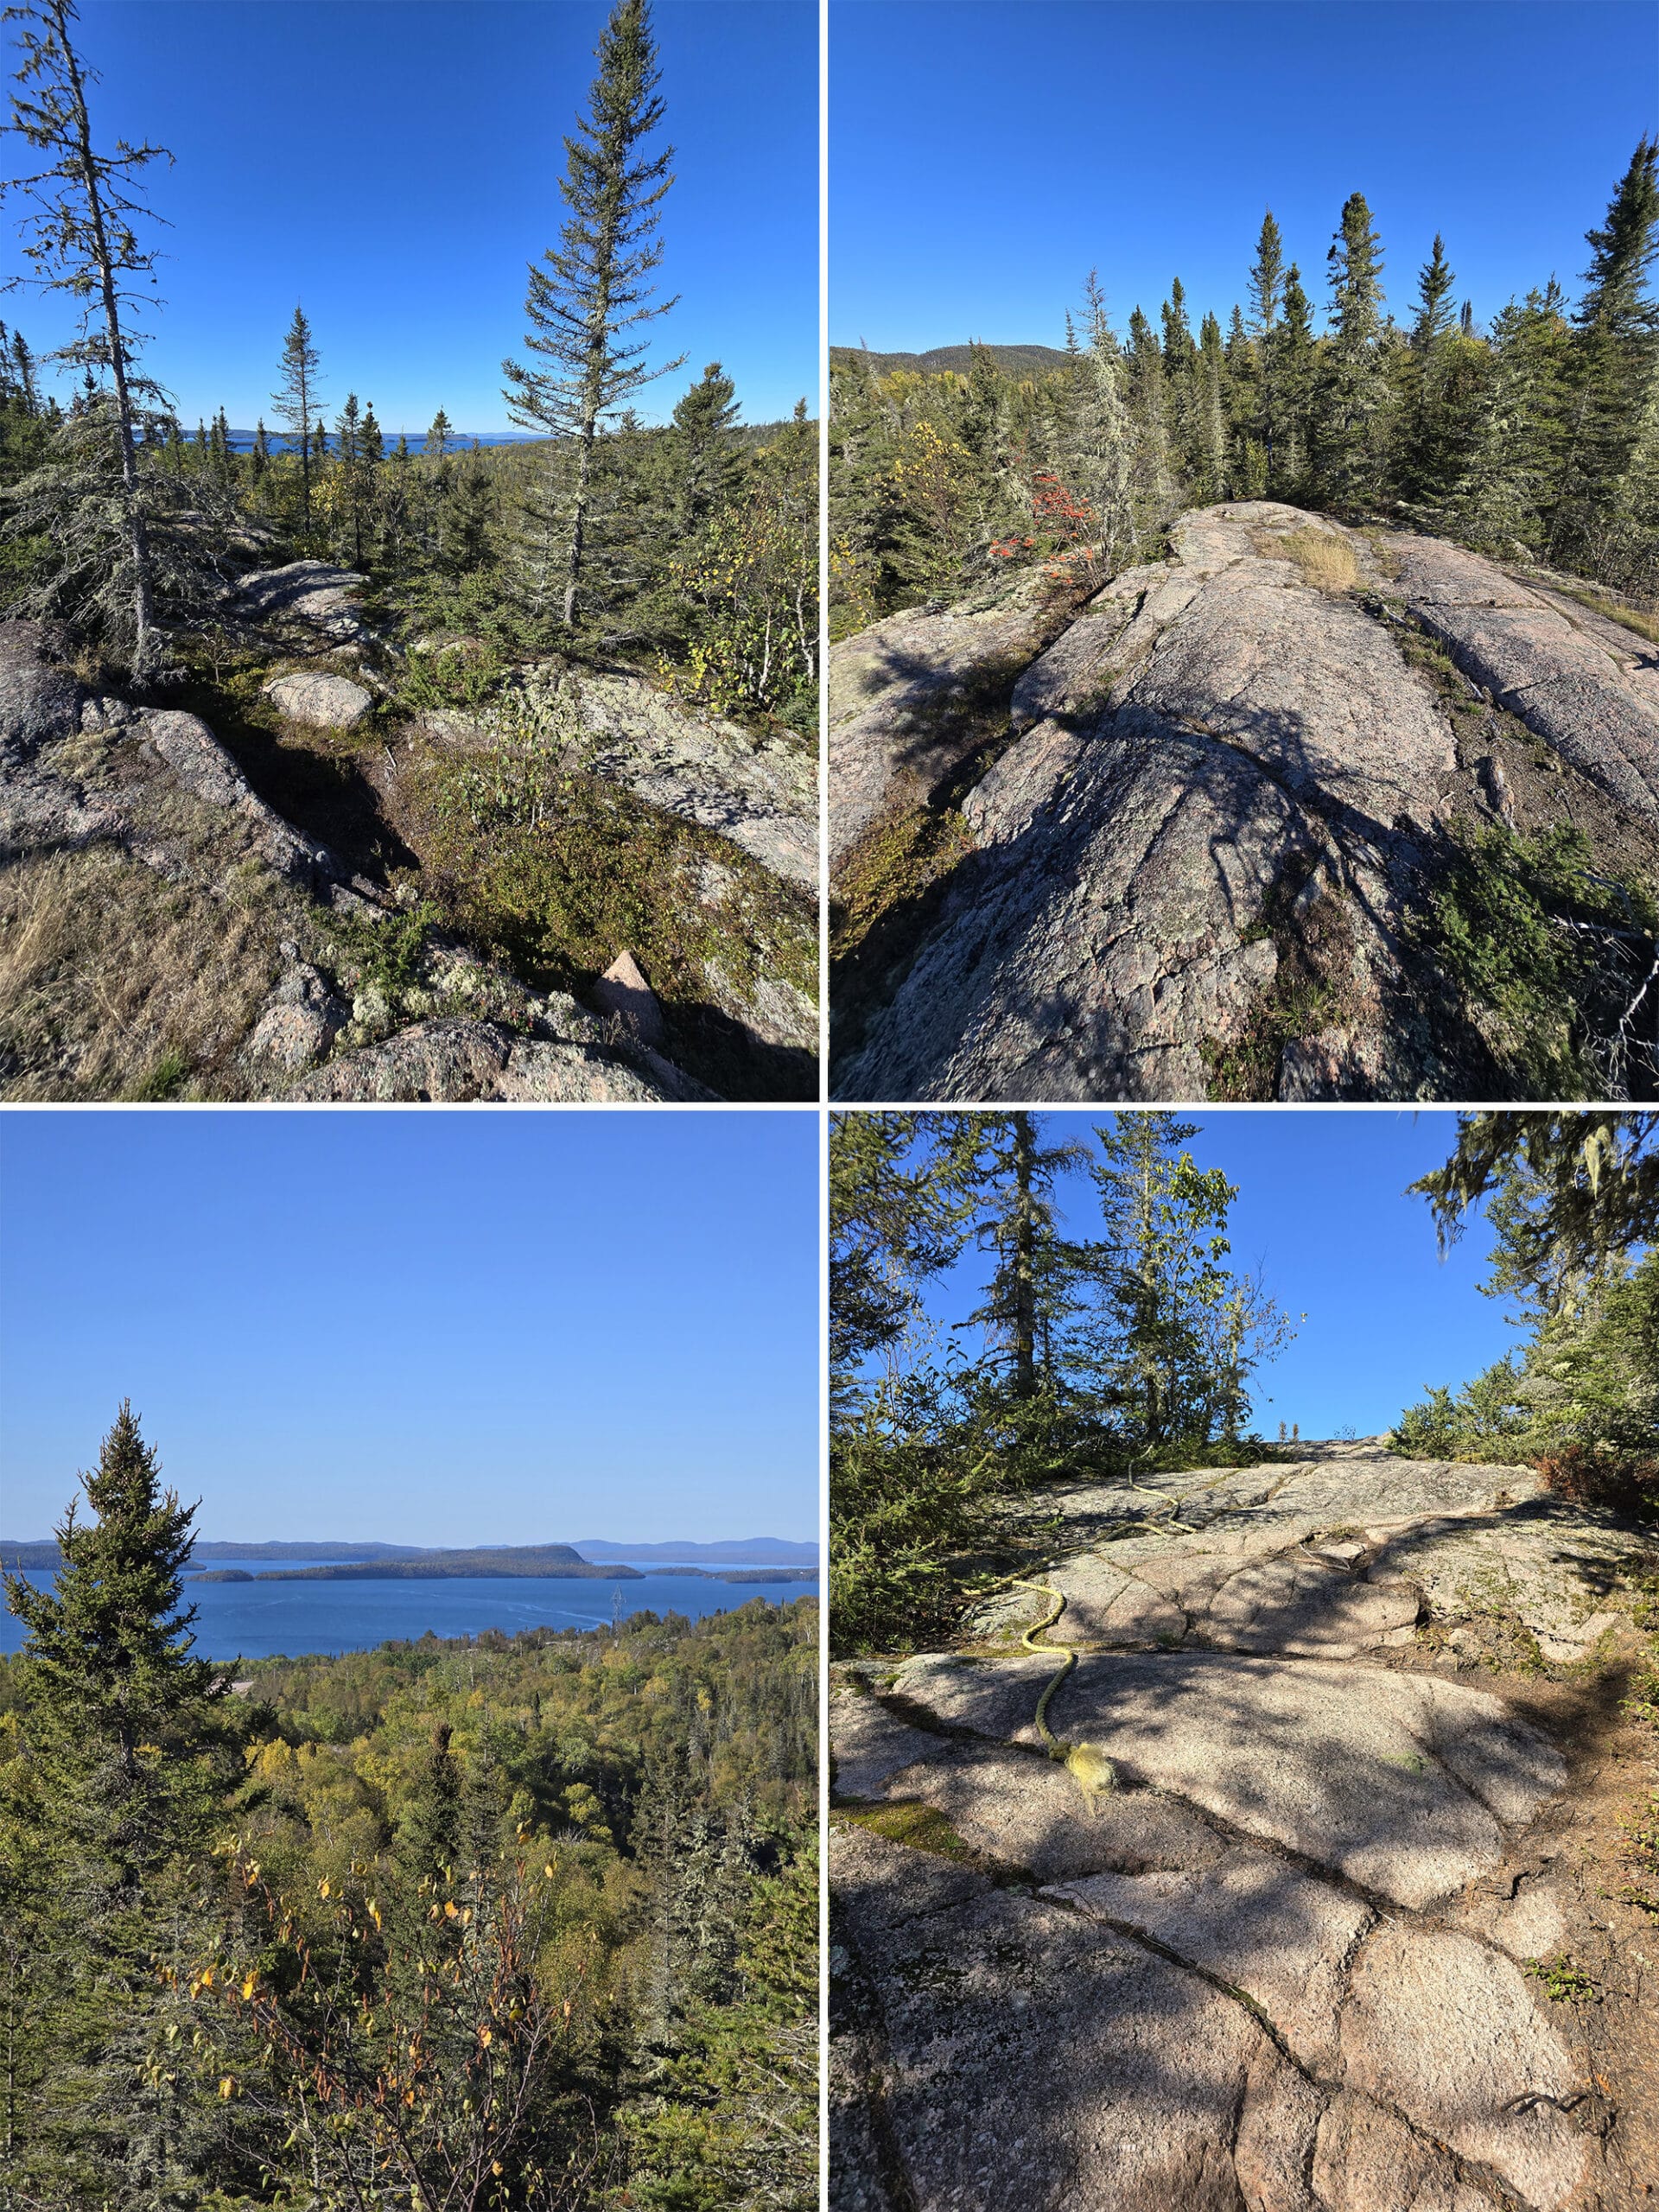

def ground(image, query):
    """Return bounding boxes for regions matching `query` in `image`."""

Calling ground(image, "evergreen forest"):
[829,1109,1658,1658]
[0,1410,817,2211]
[829,147,1659,631]
[0,0,817,1102]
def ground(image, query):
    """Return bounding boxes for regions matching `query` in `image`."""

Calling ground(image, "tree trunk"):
[57,8,156,677]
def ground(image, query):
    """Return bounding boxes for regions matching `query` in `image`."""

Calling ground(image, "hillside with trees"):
[0,1408,817,2210]
[0,0,817,1102]
[829,154,1659,1105]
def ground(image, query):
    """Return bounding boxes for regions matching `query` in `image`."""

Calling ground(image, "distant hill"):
[3,1535,818,1572]
[830,343,1072,378]
[571,1538,818,1564]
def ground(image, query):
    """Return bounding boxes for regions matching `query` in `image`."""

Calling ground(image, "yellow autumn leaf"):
[218,2077,234,2100]
[241,1974,258,2000]
[479,2027,492,2047]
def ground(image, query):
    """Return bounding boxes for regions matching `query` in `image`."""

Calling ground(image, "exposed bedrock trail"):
[829,1444,1659,2212]
[828,503,1659,1103]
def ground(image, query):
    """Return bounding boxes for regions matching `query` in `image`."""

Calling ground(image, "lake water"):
[0,1559,817,1662]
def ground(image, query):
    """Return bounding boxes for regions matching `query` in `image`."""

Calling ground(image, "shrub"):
[1534,1444,1659,1517]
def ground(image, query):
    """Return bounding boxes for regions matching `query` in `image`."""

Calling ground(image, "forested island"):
[0,0,817,1103]
[246,1547,640,1582]
[0,1408,817,2209]
[829,150,1659,1103]
[830,1111,1659,2205]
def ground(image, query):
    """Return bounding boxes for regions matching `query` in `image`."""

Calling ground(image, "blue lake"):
[0,1559,817,1662]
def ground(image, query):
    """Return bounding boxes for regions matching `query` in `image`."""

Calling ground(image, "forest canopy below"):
[829,143,1659,632]
[0,1407,817,2210]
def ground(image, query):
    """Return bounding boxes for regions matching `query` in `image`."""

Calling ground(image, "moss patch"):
[835,1801,977,1864]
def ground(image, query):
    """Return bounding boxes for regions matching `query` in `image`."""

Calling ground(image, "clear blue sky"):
[0,1111,819,1546]
[906,1109,1522,1439]
[6,0,815,431]
[831,1,1658,350]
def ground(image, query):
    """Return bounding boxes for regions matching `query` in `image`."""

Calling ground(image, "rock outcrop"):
[830,505,1659,1100]
[831,1443,1659,2211]
[226,560,373,642]
[0,622,713,1103]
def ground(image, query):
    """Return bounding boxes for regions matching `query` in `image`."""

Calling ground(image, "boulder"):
[140,709,340,888]
[264,671,374,730]
[241,961,349,1074]
[589,949,667,1050]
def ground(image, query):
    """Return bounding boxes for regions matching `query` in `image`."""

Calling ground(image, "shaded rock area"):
[225,560,373,642]
[831,1444,1659,2211]
[0,620,714,1102]
[830,505,1659,1101]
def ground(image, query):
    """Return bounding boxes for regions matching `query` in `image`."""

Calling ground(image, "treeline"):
[0,1408,817,2210]
[0,0,816,723]
[830,143,1659,629]
[829,1109,1298,1653]
[1391,1112,1658,1514]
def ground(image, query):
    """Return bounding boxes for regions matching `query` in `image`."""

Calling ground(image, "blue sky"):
[905,1109,1522,1439]
[831,1,1658,351]
[6,0,815,431]
[0,1111,819,1546]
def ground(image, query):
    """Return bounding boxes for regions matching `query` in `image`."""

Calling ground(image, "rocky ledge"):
[830,505,1659,1101]
[830,1444,1659,2212]
[0,613,721,1100]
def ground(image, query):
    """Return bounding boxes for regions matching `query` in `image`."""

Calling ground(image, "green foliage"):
[1525,1955,1600,2004]
[828,1112,1299,1655]
[1,1414,817,2209]
[1421,821,1659,1097]
[1394,1118,1659,1501]
[830,143,1659,627]
[322,897,441,1000]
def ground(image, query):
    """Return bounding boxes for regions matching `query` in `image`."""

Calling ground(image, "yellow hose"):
[1008,1577,1116,1811]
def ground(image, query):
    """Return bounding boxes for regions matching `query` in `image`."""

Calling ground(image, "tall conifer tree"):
[502,0,683,625]
[271,304,321,530]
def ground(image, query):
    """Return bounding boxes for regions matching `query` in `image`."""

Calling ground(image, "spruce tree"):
[500,0,683,625]
[1197,309,1229,501]
[2,1406,229,2202]
[669,359,743,534]
[1276,261,1318,492]
[1400,232,1461,500]
[271,304,321,530]
[1316,191,1389,507]
[1058,274,1137,571]
[1548,137,1659,575]
[1247,211,1286,488]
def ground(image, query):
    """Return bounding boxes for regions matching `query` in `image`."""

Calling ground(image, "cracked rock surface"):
[831,1444,1658,2211]
[830,505,1659,1102]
